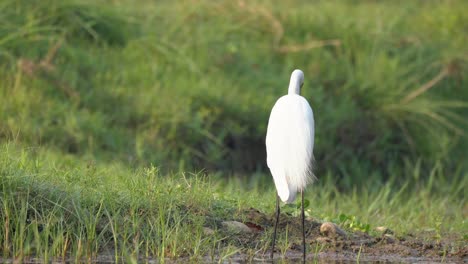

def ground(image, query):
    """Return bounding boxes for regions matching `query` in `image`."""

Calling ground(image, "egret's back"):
[266,94,314,203]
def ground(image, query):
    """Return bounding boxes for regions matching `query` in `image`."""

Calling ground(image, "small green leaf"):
[296,198,310,209]
[339,213,348,222]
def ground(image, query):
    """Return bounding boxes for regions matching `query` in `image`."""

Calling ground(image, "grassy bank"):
[1,143,466,261]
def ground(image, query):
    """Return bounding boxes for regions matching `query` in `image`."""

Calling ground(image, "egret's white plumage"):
[266,69,315,203]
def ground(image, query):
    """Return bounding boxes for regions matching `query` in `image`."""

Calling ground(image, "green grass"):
[0,0,467,261]
[1,142,465,261]
[1,143,221,261]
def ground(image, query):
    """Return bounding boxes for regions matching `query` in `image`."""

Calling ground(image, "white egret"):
[266,69,315,262]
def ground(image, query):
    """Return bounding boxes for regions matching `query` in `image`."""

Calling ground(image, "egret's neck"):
[288,78,302,95]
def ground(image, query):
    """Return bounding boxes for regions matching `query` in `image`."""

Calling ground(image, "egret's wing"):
[266,99,292,202]
[266,95,314,203]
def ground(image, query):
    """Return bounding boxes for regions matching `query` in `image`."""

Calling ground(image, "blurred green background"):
[0,1,467,260]
[1,0,467,186]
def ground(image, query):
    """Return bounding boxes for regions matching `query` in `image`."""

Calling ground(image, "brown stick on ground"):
[276,39,341,53]
[402,67,450,103]
[236,0,341,52]
[40,38,64,72]
[236,0,283,46]
[18,39,80,102]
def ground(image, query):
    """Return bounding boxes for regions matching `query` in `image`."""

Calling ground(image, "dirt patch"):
[216,208,467,263]
[2,208,465,263]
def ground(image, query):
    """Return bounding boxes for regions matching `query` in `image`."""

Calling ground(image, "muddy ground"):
[1,208,465,263]
[213,208,467,263]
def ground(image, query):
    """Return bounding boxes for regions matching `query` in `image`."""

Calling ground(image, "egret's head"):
[288,69,304,95]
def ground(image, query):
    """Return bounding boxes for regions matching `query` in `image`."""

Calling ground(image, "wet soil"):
[215,208,467,263]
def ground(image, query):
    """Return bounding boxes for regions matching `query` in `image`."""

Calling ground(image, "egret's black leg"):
[271,194,280,260]
[301,190,306,263]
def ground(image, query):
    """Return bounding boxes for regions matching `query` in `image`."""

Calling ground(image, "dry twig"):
[402,67,450,103]
[18,39,80,101]
[276,39,341,53]
[237,0,283,46]
[236,0,340,53]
